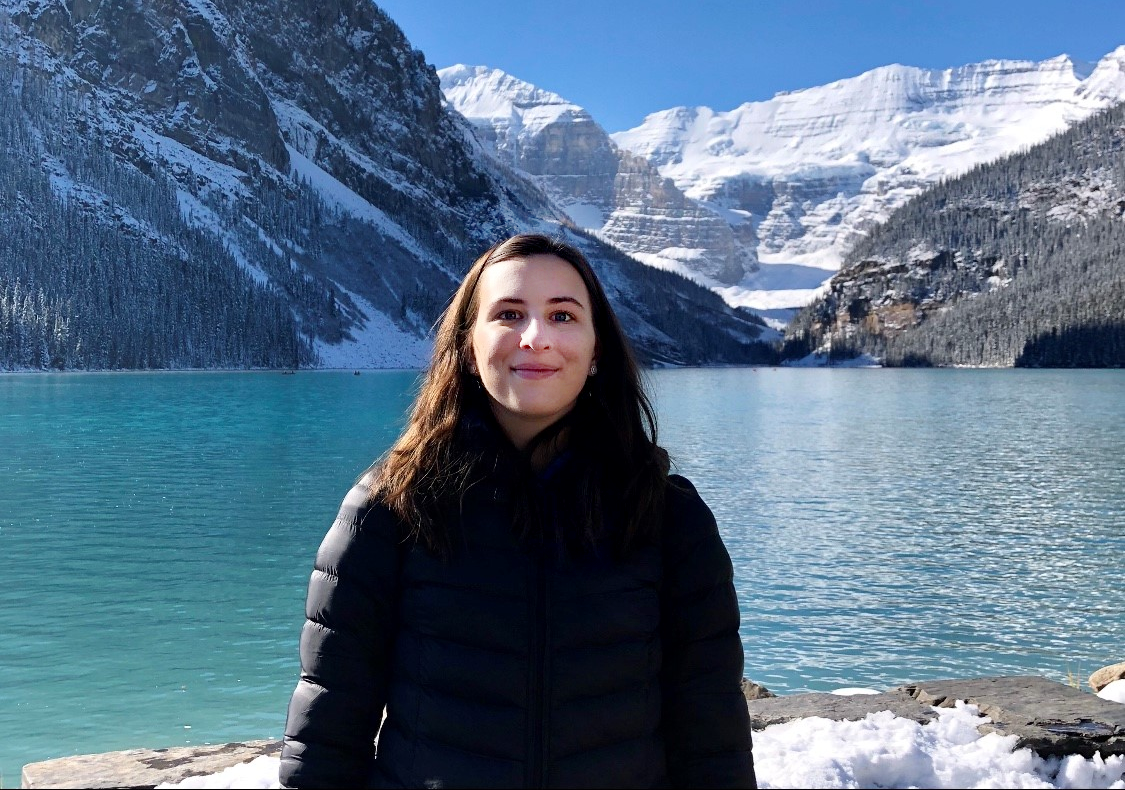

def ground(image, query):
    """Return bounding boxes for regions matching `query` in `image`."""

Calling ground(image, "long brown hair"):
[368,233,668,555]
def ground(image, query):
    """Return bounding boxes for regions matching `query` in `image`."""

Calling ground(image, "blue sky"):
[374,0,1125,132]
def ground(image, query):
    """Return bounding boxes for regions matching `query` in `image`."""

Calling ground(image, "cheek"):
[471,326,506,368]
[572,333,597,364]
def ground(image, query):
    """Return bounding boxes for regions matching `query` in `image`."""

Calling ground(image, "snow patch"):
[314,285,431,370]
[1098,680,1125,704]
[174,189,270,286]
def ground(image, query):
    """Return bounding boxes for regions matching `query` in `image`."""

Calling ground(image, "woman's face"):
[469,254,598,449]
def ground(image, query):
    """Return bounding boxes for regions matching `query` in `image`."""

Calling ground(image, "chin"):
[508,395,578,420]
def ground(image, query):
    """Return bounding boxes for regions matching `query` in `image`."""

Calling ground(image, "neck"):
[490,405,576,460]
[527,427,571,472]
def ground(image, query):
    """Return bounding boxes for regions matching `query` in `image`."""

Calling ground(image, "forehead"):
[477,254,590,302]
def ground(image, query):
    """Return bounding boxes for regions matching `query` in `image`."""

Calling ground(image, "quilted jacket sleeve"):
[279,482,403,789]
[661,475,756,789]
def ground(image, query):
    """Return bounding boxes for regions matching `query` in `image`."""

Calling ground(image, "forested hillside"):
[0,67,315,369]
[782,102,1125,367]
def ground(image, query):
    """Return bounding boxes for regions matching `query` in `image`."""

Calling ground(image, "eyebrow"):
[492,296,587,309]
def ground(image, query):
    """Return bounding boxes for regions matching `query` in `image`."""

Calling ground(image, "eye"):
[550,311,576,323]
[495,309,522,321]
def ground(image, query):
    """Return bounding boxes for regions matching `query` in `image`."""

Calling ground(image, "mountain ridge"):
[439,64,758,288]
[0,0,774,371]
[606,46,1125,312]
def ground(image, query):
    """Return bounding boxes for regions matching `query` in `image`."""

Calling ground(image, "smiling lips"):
[511,364,559,379]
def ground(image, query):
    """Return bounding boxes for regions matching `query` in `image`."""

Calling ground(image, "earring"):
[588,362,597,376]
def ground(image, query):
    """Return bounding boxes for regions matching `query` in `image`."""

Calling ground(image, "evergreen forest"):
[783,101,1125,367]
[0,65,324,370]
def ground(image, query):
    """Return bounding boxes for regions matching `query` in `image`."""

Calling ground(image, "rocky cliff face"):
[0,0,772,368]
[440,65,755,286]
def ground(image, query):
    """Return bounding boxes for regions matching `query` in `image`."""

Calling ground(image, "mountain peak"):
[609,46,1125,301]
[441,65,762,288]
[438,64,588,129]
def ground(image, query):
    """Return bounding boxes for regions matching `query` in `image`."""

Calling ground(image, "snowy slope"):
[439,64,589,141]
[610,48,1125,314]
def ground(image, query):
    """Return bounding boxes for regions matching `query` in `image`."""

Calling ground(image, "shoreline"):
[19,675,1125,789]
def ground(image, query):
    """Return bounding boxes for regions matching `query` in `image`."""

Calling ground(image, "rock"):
[903,675,1125,759]
[746,687,938,728]
[1090,662,1125,692]
[746,675,1125,760]
[20,740,280,790]
[742,678,776,700]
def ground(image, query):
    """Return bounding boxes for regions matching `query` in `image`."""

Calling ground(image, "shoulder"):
[662,474,735,593]
[315,477,403,574]
[664,474,719,544]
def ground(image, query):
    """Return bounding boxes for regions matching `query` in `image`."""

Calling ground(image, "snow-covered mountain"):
[781,100,1125,368]
[439,65,757,286]
[611,49,1125,318]
[0,0,773,371]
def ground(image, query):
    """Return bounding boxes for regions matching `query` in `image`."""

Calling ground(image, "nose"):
[520,318,551,351]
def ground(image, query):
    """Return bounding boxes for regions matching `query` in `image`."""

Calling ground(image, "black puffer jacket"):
[280,450,754,788]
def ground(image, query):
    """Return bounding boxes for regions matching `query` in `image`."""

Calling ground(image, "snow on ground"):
[628,247,835,318]
[313,285,431,370]
[158,692,1125,790]
[132,125,251,200]
[1102,680,1125,704]
[174,189,271,286]
[716,260,835,318]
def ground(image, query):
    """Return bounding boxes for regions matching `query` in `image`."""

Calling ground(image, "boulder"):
[742,678,776,700]
[745,675,1125,759]
[1090,662,1125,692]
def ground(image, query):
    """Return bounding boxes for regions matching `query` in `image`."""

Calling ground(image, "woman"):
[280,233,755,788]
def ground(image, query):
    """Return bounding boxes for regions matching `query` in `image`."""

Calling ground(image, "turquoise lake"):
[1,368,1123,784]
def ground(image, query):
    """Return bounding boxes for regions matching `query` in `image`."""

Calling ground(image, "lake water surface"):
[1,368,1122,783]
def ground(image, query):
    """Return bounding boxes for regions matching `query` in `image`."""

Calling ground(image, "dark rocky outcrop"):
[781,102,1125,368]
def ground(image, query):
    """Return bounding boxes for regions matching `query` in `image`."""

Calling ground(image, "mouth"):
[511,365,559,379]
